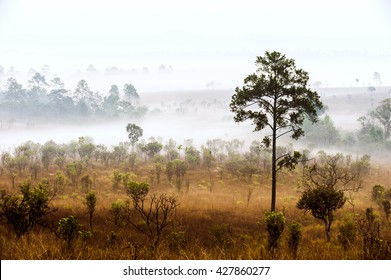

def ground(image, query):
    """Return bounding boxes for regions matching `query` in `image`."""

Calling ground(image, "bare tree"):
[297,153,369,241]
[125,181,179,250]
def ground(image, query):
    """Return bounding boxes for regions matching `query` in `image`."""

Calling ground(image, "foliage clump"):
[264,211,285,253]
[0,182,54,238]
[57,215,82,250]
[85,191,97,228]
[287,221,302,259]
[297,186,345,241]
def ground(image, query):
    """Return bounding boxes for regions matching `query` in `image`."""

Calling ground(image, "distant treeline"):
[302,98,391,154]
[0,72,147,122]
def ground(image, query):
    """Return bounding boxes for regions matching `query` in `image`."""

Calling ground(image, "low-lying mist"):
[1,70,391,164]
[0,88,260,151]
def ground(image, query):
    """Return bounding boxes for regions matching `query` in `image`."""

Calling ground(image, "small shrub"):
[57,215,82,250]
[210,224,234,251]
[107,231,119,247]
[166,161,174,183]
[337,216,357,251]
[85,192,96,228]
[110,201,124,227]
[371,185,391,221]
[79,230,92,246]
[357,208,391,259]
[287,221,302,259]
[155,163,163,185]
[0,182,53,238]
[372,185,385,202]
[167,230,186,254]
[264,211,285,252]
[54,172,67,194]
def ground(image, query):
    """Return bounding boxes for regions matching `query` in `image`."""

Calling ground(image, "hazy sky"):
[0,0,390,89]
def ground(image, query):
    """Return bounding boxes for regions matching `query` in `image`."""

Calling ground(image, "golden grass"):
[1,161,391,260]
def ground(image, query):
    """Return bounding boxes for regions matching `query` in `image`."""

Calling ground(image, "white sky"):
[0,0,390,89]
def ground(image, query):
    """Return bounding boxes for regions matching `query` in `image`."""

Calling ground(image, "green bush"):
[287,221,302,259]
[297,186,345,241]
[264,211,285,252]
[0,182,53,238]
[57,215,82,250]
[126,181,149,203]
[54,172,67,194]
[85,192,96,228]
[110,201,124,227]
[372,185,385,202]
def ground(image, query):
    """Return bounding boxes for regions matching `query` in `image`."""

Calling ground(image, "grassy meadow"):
[0,151,390,260]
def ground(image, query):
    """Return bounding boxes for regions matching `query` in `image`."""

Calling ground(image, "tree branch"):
[276,129,294,139]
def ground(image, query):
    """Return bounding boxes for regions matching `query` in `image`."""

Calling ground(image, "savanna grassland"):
[1,142,391,260]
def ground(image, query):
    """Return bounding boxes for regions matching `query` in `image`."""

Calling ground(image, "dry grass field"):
[1,155,390,260]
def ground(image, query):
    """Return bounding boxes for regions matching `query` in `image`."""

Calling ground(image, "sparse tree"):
[303,115,340,146]
[297,185,345,242]
[125,180,179,250]
[373,72,382,87]
[296,153,366,241]
[230,51,323,211]
[123,83,139,100]
[173,159,187,191]
[185,146,200,169]
[103,85,120,117]
[54,172,67,194]
[142,141,163,160]
[369,99,391,140]
[85,192,97,228]
[166,161,175,183]
[164,138,180,161]
[126,123,143,152]
[303,153,367,193]
[357,99,391,143]
[202,147,215,172]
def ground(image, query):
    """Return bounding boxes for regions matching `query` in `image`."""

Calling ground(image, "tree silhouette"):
[230,51,323,211]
